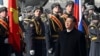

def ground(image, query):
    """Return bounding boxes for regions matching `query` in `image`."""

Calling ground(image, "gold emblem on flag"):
[10,8,19,24]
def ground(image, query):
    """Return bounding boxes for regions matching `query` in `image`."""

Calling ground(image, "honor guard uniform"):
[89,15,100,56]
[48,3,65,54]
[61,1,74,21]
[86,5,97,24]
[23,6,34,56]
[0,6,10,56]
[23,6,50,56]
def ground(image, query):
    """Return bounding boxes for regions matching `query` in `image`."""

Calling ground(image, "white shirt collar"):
[66,28,73,32]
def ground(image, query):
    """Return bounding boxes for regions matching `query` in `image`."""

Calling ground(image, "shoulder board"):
[61,14,68,19]
[31,18,35,22]
[48,14,52,18]
[23,18,31,21]
[89,25,97,28]
[23,19,30,24]
[41,14,47,23]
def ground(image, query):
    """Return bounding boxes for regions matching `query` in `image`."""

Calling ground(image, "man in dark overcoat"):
[55,16,87,56]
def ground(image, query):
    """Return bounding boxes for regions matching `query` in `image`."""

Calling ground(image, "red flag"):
[8,0,20,52]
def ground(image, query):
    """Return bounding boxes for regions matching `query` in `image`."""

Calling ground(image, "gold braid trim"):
[37,21,42,35]
[50,15,63,31]
[0,19,9,35]
[50,19,56,31]
[61,14,68,21]
[31,19,41,35]
[0,19,8,30]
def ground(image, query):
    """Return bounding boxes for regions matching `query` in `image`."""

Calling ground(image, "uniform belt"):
[91,36,97,41]
[52,35,59,38]
[35,36,45,40]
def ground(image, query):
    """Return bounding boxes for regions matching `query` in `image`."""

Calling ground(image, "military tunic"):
[23,15,49,56]
[89,23,100,56]
[0,18,9,56]
[48,14,65,54]
[33,17,47,56]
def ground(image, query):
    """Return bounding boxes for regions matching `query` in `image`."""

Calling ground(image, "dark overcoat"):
[55,28,87,56]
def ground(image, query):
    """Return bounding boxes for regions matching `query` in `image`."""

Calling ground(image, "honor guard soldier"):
[23,6,34,56]
[61,1,74,21]
[89,15,100,56]
[0,5,10,56]
[23,6,50,56]
[48,3,65,55]
[86,5,97,24]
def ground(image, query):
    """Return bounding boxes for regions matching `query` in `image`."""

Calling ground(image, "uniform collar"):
[64,28,76,34]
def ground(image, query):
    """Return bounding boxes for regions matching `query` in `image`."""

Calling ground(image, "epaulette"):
[23,18,31,24]
[61,14,68,18]
[47,14,52,18]
[41,14,47,22]
[61,14,68,21]
[23,18,32,22]
[23,18,31,21]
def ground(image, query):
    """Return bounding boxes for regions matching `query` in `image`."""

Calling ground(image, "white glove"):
[30,50,35,55]
[48,48,53,54]
[4,38,8,43]
[11,53,16,56]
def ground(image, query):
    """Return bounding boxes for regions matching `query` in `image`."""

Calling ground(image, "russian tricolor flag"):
[74,0,79,22]
[74,0,83,32]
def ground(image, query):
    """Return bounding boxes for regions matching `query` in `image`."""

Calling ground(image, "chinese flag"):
[8,0,21,52]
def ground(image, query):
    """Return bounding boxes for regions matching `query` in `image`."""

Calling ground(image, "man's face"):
[82,6,85,12]
[65,18,75,29]
[89,9,94,14]
[65,5,73,13]
[0,11,7,18]
[34,9,42,17]
[53,6,60,13]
